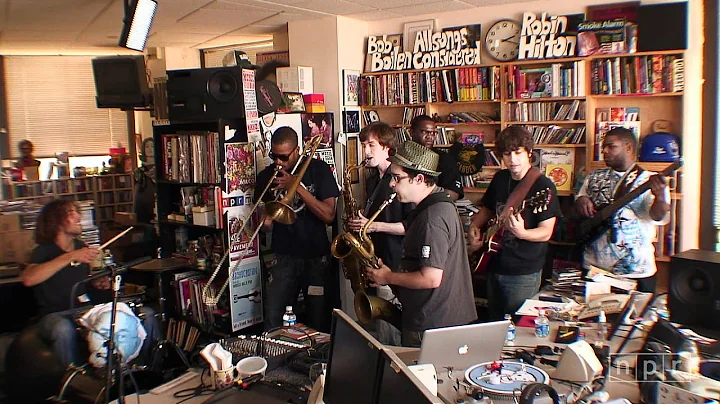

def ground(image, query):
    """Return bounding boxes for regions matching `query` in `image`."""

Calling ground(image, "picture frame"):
[346,134,360,184]
[403,19,435,53]
[280,92,305,113]
[343,69,360,106]
[343,109,361,134]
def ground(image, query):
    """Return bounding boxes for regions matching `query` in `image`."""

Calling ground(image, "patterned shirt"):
[577,167,670,278]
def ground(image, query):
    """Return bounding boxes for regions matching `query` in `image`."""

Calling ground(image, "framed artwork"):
[302,113,334,148]
[346,134,360,184]
[403,20,434,53]
[343,69,360,106]
[343,109,361,134]
[279,92,305,113]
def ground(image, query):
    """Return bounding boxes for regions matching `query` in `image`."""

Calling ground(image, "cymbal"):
[130,257,191,272]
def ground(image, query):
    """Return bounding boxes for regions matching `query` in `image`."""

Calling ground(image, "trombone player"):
[255,127,340,331]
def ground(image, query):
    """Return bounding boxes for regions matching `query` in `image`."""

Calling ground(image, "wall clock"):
[484,19,521,62]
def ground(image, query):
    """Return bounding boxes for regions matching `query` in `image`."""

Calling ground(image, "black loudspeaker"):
[531,149,541,168]
[167,66,245,122]
[668,249,720,329]
[637,2,688,52]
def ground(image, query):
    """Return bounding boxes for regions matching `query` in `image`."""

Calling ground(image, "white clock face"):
[485,20,521,61]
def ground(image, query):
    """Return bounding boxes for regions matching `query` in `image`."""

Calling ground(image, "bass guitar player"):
[575,127,672,294]
[467,127,561,321]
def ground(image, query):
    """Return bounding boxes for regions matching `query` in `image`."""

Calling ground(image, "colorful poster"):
[229,260,263,331]
[242,69,262,143]
[222,143,259,263]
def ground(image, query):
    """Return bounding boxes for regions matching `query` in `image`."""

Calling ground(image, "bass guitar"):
[577,160,682,245]
[471,188,551,273]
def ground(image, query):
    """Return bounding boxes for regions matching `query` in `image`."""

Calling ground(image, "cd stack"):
[78,201,100,246]
[548,268,584,297]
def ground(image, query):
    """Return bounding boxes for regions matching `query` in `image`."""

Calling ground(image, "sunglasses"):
[269,151,293,161]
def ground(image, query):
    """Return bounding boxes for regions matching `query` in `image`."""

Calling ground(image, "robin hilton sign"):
[367,26,482,72]
[519,12,576,60]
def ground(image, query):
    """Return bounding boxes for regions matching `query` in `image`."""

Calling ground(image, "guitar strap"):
[612,164,645,200]
[499,167,542,222]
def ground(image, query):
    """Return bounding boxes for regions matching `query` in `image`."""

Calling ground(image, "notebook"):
[417,320,510,370]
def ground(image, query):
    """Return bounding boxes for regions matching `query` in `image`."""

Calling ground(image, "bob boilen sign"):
[519,12,576,60]
[367,26,482,72]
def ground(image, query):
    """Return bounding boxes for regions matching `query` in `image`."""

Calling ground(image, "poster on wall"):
[301,113,334,148]
[229,259,263,331]
[258,113,304,171]
[222,142,259,263]
[242,69,262,143]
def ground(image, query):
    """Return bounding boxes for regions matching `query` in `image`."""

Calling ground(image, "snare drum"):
[55,364,109,404]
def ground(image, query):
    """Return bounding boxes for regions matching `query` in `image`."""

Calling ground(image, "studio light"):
[119,0,158,52]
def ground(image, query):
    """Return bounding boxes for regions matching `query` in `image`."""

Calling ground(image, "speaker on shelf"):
[531,149,541,169]
[668,249,720,330]
[167,66,245,122]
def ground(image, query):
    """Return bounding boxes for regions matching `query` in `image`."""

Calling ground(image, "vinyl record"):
[449,143,486,175]
[256,79,282,115]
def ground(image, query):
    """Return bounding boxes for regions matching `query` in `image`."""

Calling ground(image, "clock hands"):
[500,35,519,44]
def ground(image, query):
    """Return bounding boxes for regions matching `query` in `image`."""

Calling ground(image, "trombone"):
[202,135,324,306]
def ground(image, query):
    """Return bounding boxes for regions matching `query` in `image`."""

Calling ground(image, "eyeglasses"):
[389,173,411,182]
[269,151,293,161]
[420,129,439,136]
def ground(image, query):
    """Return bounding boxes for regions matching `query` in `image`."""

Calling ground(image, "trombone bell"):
[265,200,297,225]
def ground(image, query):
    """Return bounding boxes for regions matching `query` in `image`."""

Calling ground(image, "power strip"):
[149,370,200,395]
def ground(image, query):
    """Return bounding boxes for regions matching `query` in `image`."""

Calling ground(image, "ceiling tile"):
[349,0,438,9]
[384,0,473,17]
[347,9,403,21]
[193,34,271,48]
[267,0,373,16]
[178,8,275,28]
[1,30,79,41]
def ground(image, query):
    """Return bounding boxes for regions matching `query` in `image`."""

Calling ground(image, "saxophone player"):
[256,127,340,331]
[348,122,412,345]
[366,141,477,348]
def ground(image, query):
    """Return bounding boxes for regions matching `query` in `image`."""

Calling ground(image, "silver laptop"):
[418,320,510,370]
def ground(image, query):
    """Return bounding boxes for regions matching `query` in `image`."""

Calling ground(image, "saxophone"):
[331,160,402,329]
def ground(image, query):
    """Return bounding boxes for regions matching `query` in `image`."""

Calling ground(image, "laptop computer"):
[418,320,510,370]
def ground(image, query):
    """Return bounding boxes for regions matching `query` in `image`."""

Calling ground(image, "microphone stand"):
[105,263,126,404]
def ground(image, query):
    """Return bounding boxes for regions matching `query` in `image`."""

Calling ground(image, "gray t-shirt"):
[397,189,477,332]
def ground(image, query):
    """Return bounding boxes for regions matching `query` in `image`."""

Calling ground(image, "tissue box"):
[276,66,313,94]
[193,211,215,227]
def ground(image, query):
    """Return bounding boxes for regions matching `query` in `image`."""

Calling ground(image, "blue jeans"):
[37,306,159,368]
[264,254,330,331]
[487,271,542,321]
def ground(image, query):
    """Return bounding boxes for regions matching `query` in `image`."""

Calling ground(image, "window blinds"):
[4,56,129,158]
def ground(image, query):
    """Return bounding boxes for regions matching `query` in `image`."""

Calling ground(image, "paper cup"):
[213,366,236,390]
[236,356,268,378]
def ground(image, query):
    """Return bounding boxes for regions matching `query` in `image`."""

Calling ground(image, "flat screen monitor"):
[92,55,150,109]
[324,309,385,404]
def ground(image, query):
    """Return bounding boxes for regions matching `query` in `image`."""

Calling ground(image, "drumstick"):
[98,226,135,250]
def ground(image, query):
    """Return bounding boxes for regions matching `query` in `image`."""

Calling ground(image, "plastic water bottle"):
[282,306,297,327]
[534,309,550,338]
[598,310,609,342]
[505,314,516,342]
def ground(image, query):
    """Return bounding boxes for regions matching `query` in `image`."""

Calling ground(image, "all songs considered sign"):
[366,25,483,72]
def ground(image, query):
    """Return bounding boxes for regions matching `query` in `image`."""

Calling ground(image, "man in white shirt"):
[575,127,671,292]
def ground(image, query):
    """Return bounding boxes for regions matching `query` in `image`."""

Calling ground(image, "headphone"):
[519,383,561,404]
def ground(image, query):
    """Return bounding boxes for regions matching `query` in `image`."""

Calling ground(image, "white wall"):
[164,47,201,70]
[365,0,703,252]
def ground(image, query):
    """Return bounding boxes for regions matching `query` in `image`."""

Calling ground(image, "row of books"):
[448,111,498,123]
[161,132,222,184]
[507,61,587,99]
[507,100,585,122]
[359,66,501,106]
[590,55,683,95]
[173,270,219,327]
[402,106,426,124]
[594,107,640,160]
[523,125,587,145]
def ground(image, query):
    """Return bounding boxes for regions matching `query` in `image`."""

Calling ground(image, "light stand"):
[105,263,126,404]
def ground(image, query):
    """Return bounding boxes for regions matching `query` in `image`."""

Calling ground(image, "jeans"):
[264,254,330,331]
[487,271,542,321]
[37,306,160,369]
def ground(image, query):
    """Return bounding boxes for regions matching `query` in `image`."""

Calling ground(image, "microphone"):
[69,256,153,309]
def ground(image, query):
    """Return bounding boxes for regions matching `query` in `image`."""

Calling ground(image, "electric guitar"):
[577,160,682,245]
[470,188,551,273]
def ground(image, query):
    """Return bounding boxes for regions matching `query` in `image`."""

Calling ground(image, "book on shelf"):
[577,18,629,56]
[460,131,484,145]
[523,125,586,145]
[545,164,574,192]
[161,131,222,184]
[536,148,575,180]
[507,61,586,99]
[509,100,585,122]
[402,106,425,124]
[590,54,683,95]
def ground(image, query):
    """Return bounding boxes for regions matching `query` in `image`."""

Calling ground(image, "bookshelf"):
[359,50,685,260]
[3,173,135,224]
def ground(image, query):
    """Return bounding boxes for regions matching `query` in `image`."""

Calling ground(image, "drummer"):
[21,199,159,369]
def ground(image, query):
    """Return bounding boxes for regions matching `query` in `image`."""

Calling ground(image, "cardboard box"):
[276,66,313,94]
[1,230,35,263]
[0,214,21,233]
[305,104,326,113]
[193,211,215,227]
[303,93,325,105]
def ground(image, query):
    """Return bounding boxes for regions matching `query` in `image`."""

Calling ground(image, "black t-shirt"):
[434,149,464,199]
[30,239,89,316]
[480,169,561,275]
[364,169,414,272]
[255,158,340,258]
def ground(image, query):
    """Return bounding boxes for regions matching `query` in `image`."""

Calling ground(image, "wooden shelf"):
[158,219,222,231]
[589,161,683,172]
[508,56,586,66]
[157,180,222,187]
[587,49,684,59]
[655,256,671,262]
[534,143,586,148]
[590,92,683,99]
[361,62,501,76]
[362,103,425,108]
[440,122,501,126]
[505,96,585,103]
[506,120,586,125]
[464,188,488,193]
